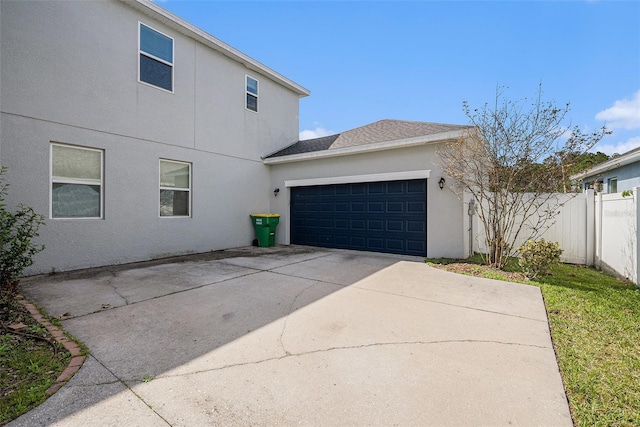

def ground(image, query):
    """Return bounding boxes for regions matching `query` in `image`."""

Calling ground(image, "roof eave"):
[121,0,310,97]
[571,150,640,180]
[263,129,467,165]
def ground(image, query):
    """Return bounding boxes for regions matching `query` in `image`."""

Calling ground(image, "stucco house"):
[0,0,471,275]
[572,147,640,194]
[266,120,473,258]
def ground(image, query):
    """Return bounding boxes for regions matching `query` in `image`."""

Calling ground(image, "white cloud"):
[299,126,334,141]
[595,90,640,130]
[594,136,640,156]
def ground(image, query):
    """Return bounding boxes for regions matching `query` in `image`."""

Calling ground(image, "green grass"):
[536,264,640,426]
[426,257,640,426]
[0,301,71,424]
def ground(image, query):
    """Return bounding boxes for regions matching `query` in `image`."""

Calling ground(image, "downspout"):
[468,198,475,257]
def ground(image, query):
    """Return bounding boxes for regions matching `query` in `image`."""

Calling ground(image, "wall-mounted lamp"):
[274,188,280,197]
[438,177,446,190]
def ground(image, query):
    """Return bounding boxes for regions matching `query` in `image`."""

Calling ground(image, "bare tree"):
[439,85,609,269]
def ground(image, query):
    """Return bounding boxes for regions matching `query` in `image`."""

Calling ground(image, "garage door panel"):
[367,238,384,250]
[368,219,384,231]
[306,202,319,212]
[368,182,385,194]
[387,181,404,193]
[319,218,333,229]
[368,201,385,212]
[407,201,425,212]
[351,183,366,195]
[350,219,366,230]
[387,201,404,213]
[407,240,426,253]
[407,220,425,232]
[386,220,404,232]
[335,219,349,229]
[335,186,349,195]
[350,236,367,249]
[299,186,320,196]
[320,186,334,196]
[351,202,365,212]
[386,239,404,251]
[291,179,426,256]
[408,180,426,192]
[335,202,349,212]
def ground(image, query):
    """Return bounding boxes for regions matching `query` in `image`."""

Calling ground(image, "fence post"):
[635,187,640,286]
[586,189,595,266]
[595,191,602,270]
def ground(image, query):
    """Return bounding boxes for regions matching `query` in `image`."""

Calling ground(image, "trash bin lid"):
[250,213,280,217]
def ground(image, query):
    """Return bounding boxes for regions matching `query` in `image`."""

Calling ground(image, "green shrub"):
[517,239,562,279]
[0,167,45,300]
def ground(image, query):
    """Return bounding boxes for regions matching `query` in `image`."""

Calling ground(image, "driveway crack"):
[88,355,173,426]
[102,270,130,306]
[157,339,551,379]
[278,282,318,355]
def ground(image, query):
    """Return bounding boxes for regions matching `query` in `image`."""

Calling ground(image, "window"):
[608,177,618,194]
[51,143,103,219]
[160,159,191,217]
[139,23,173,92]
[246,75,258,112]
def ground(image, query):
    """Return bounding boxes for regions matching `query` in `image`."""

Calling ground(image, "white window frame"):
[159,159,191,218]
[608,177,618,194]
[50,143,104,220]
[138,22,174,93]
[246,75,258,112]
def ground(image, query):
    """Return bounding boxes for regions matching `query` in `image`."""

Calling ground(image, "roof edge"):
[263,129,467,165]
[571,149,640,180]
[122,0,310,97]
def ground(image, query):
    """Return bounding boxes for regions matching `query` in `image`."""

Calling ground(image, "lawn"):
[0,299,71,425]
[427,257,640,427]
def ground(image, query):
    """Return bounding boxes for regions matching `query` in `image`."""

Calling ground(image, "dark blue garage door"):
[290,179,426,256]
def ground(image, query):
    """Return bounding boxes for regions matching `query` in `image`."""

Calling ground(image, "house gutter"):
[263,129,468,165]
[121,0,310,97]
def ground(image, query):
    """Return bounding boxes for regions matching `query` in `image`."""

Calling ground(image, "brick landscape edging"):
[16,297,86,395]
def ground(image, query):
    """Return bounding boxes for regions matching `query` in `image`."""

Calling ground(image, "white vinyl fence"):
[595,191,638,282]
[472,188,640,285]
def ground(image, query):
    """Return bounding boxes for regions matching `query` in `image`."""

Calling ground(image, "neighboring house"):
[0,0,472,275]
[572,147,640,194]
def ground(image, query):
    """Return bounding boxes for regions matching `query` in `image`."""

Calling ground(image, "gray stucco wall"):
[268,144,468,259]
[0,1,301,274]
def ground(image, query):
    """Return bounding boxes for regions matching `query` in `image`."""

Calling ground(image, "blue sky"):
[157,0,640,155]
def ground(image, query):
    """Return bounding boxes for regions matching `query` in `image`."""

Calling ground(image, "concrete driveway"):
[12,246,572,426]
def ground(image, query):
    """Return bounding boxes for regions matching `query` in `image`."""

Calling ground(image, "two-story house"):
[1,0,308,273]
[1,0,472,275]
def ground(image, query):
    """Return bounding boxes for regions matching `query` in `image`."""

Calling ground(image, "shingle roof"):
[266,134,340,158]
[265,119,470,159]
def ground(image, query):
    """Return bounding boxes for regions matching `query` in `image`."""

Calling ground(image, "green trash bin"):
[250,214,280,247]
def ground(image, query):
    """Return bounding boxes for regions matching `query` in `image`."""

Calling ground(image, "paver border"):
[16,296,85,395]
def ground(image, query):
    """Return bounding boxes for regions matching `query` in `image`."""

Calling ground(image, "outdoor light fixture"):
[274,188,280,197]
[438,177,446,190]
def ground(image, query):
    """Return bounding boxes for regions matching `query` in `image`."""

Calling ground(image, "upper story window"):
[51,143,103,219]
[139,23,174,92]
[160,159,191,217]
[246,75,258,112]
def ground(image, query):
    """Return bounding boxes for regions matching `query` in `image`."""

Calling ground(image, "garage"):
[290,179,426,256]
